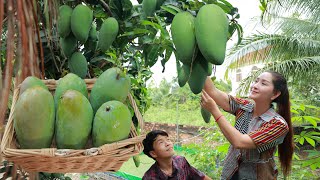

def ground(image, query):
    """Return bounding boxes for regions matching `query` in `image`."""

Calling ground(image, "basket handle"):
[1,87,20,153]
[128,93,144,134]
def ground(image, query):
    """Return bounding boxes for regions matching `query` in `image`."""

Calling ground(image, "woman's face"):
[151,135,174,159]
[249,72,279,103]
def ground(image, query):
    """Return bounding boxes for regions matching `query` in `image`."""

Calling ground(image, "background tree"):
[225,0,320,99]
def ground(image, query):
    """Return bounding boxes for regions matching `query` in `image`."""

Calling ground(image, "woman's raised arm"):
[203,76,230,112]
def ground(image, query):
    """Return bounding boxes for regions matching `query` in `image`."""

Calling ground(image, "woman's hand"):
[201,90,222,119]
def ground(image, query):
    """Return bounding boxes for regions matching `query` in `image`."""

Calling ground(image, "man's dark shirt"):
[142,155,205,180]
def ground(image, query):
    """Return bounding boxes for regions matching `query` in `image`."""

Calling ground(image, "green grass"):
[143,105,210,126]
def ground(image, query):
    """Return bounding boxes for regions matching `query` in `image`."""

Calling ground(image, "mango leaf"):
[219,0,234,8]
[155,15,170,40]
[141,20,162,30]
[118,28,152,37]
[215,2,232,14]
[144,44,161,67]
[160,48,172,72]
[235,23,243,45]
[160,5,182,15]
[109,0,133,21]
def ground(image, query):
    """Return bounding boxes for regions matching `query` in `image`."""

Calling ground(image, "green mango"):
[90,67,131,113]
[71,4,93,43]
[92,101,132,147]
[57,5,73,38]
[195,4,229,65]
[56,90,93,149]
[142,0,157,17]
[68,52,88,78]
[201,107,211,123]
[188,52,208,94]
[54,73,88,111]
[60,34,77,57]
[19,76,48,96]
[171,11,196,65]
[176,60,190,87]
[98,17,119,52]
[14,87,55,148]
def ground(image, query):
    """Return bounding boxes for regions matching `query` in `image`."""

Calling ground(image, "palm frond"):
[236,56,320,95]
[264,0,320,23]
[226,33,320,70]
[268,16,320,37]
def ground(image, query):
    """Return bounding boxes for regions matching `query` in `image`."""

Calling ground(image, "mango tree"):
[0,0,242,178]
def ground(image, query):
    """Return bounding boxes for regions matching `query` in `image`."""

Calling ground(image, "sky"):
[147,0,262,86]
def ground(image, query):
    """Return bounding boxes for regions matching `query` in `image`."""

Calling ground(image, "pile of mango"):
[171,4,228,94]
[14,67,132,149]
[57,4,118,78]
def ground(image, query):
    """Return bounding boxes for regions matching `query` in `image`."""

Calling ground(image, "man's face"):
[150,135,175,159]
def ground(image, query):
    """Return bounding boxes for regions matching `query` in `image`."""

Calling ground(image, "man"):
[142,130,212,180]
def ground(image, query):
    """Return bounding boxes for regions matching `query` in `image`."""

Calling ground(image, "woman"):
[200,71,293,180]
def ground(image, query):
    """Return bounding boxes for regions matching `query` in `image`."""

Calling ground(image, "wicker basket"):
[0,79,146,173]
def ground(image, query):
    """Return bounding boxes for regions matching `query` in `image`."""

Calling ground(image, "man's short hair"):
[143,130,169,159]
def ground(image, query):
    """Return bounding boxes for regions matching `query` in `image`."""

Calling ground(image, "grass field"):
[143,105,211,126]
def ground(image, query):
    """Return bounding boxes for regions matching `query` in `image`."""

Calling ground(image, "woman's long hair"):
[268,71,294,177]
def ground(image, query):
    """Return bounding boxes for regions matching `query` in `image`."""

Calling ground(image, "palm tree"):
[226,0,320,95]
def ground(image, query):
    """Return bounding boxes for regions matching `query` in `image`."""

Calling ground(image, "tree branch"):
[99,0,113,17]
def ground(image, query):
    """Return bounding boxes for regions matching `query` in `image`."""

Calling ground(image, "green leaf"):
[118,28,152,37]
[299,137,305,145]
[161,47,173,72]
[144,44,161,67]
[303,116,319,127]
[215,2,232,14]
[90,55,115,64]
[160,4,182,15]
[109,0,133,20]
[305,137,315,147]
[141,20,162,30]
[234,23,243,45]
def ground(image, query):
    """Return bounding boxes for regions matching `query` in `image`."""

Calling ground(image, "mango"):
[19,76,48,96]
[90,67,131,113]
[58,5,73,38]
[92,101,131,147]
[54,73,88,110]
[71,4,93,43]
[195,4,228,65]
[171,11,196,65]
[188,52,208,94]
[176,60,190,87]
[98,17,119,52]
[14,87,55,148]
[201,107,211,123]
[142,0,157,17]
[60,34,77,57]
[68,52,88,78]
[56,90,93,149]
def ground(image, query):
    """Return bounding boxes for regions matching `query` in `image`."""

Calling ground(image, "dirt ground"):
[144,122,209,145]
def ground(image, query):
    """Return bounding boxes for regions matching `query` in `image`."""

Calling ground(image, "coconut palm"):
[226,0,320,95]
